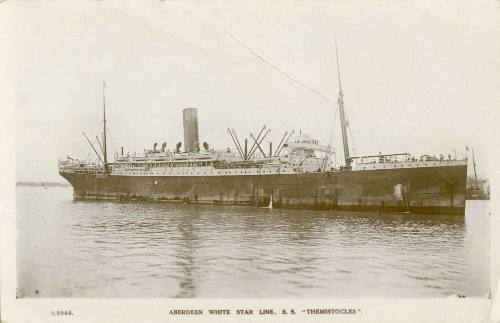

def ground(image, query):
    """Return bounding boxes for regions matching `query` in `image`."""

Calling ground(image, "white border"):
[1,1,498,322]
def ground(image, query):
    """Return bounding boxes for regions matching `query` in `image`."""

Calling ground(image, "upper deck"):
[351,153,467,171]
[58,150,467,177]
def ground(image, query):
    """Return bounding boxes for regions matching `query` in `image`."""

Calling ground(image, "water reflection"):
[16,187,489,298]
[175,210,199,298]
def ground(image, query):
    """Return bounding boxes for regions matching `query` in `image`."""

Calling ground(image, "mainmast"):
[102,81,109,174]
[335,40,351,168]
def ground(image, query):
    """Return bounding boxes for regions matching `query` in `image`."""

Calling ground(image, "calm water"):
[17,186,490,298]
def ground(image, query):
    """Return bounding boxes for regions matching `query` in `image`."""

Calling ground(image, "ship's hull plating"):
[60,165,467,214]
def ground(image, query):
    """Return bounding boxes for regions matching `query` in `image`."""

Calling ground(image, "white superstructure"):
[58,133,465,177]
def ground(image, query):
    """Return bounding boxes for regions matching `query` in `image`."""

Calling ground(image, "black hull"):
[60,165,467,215]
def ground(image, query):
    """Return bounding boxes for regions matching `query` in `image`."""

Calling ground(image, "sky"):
[2,0,500,182]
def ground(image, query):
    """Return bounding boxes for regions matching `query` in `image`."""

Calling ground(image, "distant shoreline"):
[16,181,70,188]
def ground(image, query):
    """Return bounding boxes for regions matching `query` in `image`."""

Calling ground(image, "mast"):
[102,81,109,173]
[472,148,479,188]
[335,40,351,168]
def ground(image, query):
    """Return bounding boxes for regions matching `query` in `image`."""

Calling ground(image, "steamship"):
[58,54,468,214]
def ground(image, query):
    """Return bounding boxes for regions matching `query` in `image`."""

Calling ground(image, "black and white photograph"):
[1,1,499,322]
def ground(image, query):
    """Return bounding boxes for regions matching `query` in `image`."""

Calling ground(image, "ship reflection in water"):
[17,186,489,298]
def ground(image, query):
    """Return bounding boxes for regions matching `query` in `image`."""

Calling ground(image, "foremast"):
[335,41,351,169]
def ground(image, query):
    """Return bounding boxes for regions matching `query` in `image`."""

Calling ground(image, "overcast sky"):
[2,0,500,182]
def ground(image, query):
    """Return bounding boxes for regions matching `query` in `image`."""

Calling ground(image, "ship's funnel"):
[183,108,199,152]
